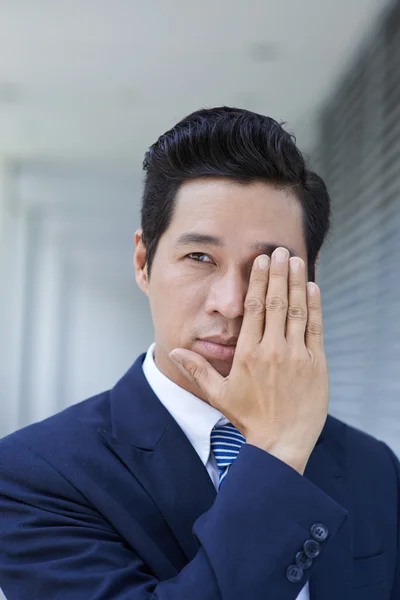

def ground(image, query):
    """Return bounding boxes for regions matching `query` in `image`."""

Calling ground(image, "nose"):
[204,269,248,320]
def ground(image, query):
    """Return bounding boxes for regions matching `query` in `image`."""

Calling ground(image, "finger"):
[264,247,290,341]
[286,257,308,347]
[237,254,270,350]
[169,348,223,404]
[305,283,324,352]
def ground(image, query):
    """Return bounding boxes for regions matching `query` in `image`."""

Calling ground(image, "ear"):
[133,228,149,295]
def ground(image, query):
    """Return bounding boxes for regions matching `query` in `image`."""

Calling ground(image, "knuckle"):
[291,350,308,366]
[308,298,321,310]
[288,305,307,321]
[289,278,303,289]
[306,319,323,337]
[244,296,265,314]
[185,360,205,380]
[265,346,285,364]
[240,346,259,364]
[270,268,287,278]
[266,295,288,312]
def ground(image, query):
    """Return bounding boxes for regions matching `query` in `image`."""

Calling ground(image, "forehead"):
[168,178,306,255]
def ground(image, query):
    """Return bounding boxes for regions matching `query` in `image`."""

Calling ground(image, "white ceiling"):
[0,0,394,165]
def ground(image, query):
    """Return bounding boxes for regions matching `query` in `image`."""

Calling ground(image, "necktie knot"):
[210,423,246,486]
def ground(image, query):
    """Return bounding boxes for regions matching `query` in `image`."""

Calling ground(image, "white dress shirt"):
[142,342,310,600]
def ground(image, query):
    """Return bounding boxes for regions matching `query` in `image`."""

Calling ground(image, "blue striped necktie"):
[210,423,246,487]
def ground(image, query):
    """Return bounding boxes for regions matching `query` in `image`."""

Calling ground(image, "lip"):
[199,335,238,346]
[196,337,237,361]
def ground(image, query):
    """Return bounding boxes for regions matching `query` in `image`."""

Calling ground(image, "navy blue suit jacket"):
[0,353,399,599]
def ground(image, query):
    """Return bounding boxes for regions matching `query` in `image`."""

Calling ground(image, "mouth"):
[196,337,237,361]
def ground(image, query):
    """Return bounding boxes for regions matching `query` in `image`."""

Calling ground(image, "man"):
[0,107,398,599]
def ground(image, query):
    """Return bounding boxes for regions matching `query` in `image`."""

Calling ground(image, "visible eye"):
[187,252,213,264]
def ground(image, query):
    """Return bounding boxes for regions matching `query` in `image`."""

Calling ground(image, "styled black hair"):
[141,106,331,282]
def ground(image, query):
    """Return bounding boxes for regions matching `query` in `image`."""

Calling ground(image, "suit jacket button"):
[286,564,304,583]
[304,539,321,559]
[295,550,313,570]
[310,523,329,542]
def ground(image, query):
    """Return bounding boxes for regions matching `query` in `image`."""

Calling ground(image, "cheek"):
[150,258,212,308]
[152,267,207,308]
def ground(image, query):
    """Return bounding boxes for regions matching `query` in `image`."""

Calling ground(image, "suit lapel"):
[305,418,354,600]
[103,353,217,564]
[127,420,217,561]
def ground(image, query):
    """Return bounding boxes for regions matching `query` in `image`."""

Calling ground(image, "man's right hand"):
[169,247,329,475]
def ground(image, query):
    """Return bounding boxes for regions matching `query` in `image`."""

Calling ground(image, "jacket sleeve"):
[0,437,348,600]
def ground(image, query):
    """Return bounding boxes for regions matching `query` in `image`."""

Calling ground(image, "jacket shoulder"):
[0,391,111,466]
[325,414,400,481]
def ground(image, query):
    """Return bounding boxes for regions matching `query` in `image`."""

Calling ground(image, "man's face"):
[134,178,308,399]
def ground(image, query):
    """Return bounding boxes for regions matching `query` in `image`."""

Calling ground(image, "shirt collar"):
[142,342,229,466]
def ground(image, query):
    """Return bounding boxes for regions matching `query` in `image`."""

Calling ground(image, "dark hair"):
[141,106,331,283]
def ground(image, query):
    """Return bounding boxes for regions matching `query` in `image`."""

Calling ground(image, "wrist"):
[267,445,307,475]
[246,438,308,475]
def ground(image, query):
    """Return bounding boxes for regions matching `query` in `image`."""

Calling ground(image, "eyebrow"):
[174,232,297,257]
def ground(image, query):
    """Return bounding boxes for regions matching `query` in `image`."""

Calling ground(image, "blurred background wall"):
[314,0,400,457]
[1,0,399,466]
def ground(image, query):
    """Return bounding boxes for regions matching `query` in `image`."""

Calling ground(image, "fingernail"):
[307,282,317,296]
[290,257,300,272]
[170,352,183,365]
[257,254,270,270]
[274,248,289,262]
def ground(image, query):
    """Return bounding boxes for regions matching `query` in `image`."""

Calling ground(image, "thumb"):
[169,348,223,403]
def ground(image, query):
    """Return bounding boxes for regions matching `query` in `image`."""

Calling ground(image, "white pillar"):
[0,162,26,437]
